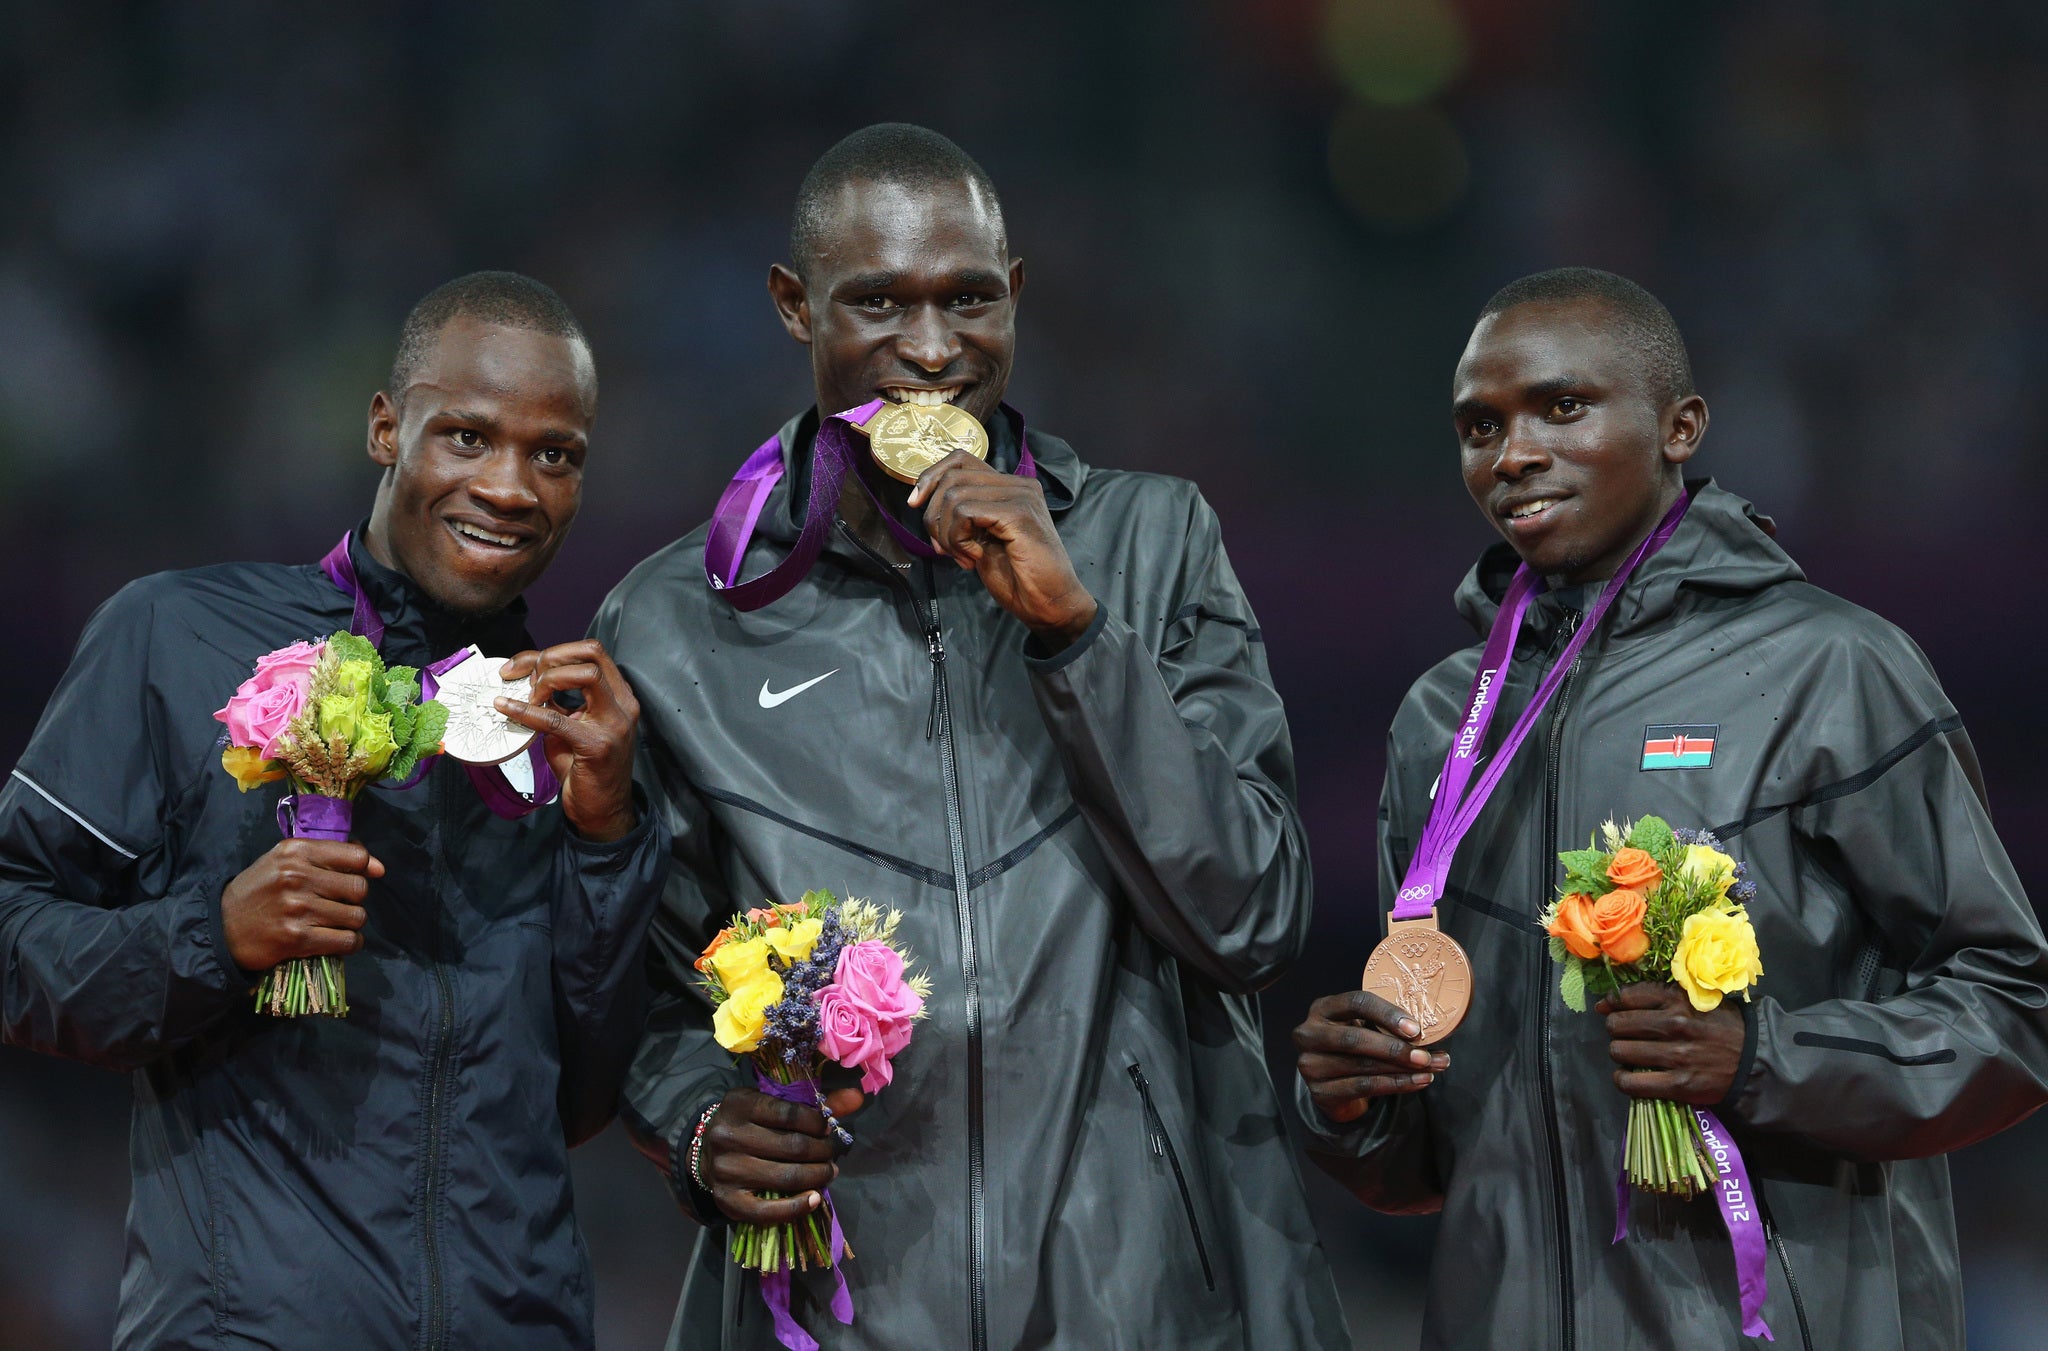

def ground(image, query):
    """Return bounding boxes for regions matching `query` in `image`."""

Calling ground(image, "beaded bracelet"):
[685,1100,721,1193]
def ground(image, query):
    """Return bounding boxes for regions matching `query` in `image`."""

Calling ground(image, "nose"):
[898,303,962,374]
[1492,417,1551,481]
[469,450,541,514]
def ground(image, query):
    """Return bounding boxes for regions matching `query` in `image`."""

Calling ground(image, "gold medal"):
[1361,915,1472,1046]
[858,401,989,484]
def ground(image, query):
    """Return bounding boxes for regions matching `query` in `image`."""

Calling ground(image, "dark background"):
[4,2,2046,1346]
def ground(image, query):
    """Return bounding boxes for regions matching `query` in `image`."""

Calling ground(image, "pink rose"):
[817,986,894,1094]
[213,640,322,758]
[833,941,924,1024]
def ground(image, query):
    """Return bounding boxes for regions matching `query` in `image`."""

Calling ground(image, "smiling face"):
[1452,298,1707,582]
[768,176,1022,426]
[363,314,596,616]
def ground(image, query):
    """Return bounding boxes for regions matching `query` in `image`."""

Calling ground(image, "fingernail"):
[1432,1054,1450,1070]
[1411,1073,1434,1086]
[1408,1048,1431,1067]
[807,1192,821,1210]
[1399,1019,1421,1038]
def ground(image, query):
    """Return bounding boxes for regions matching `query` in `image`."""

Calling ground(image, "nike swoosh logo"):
[758,669,841,709]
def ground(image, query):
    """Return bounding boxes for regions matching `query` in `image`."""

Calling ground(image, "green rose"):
[318,689,369,743]
[356,709,399,777]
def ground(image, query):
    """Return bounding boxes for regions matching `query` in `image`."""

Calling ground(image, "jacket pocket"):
[1127,1061,1217,1292]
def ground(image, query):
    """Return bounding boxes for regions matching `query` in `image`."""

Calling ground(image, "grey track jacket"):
[1299,482,2048,1350]
[596,409,1351,1351]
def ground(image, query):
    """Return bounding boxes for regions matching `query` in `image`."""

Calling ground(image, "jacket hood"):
[1453,479,1805,641]
[758,403,1085,548]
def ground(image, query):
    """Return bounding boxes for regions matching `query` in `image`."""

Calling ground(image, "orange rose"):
[1607,847,1664,892]
[1589,888,1649,964]
[694,927,735,974]
[1546,893,1601,960]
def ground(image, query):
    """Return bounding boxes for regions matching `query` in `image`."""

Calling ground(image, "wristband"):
[686,1100,721,1193]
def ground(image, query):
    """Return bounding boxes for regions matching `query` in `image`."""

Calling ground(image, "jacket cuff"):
[561,784,658,862]
[199,872,260,990]
[1713,997,1760,1120]
[1021,601,1111,672]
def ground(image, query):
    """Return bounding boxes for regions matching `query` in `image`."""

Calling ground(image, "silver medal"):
[434,651,539,765]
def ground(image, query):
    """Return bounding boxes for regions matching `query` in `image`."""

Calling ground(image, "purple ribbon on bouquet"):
[318,533,558,818]
[704,401,1037,611]
[277,791,353,841]
[1613,1107,1773,1340]
[751,1070,854,1351]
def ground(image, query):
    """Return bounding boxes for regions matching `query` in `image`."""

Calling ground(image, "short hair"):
[1477,267,1694,408]
[790,123,1004,277]
[388,270,590,396]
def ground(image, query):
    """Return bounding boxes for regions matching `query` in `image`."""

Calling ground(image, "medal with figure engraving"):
[433,650,539,765]
[1362,919,1473,1045]
[858,401,989,483]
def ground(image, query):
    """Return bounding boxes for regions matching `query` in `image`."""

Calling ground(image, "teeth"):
[1509,499,1561,520]
[881,387,959,406]
[452,522,521,547]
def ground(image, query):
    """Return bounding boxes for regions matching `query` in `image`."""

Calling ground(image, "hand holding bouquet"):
[214,631,447,1016]
[1543,816,1764,1196]
[698,890,929,1350]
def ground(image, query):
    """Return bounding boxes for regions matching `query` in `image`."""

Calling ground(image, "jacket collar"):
[345,523,535,663]
[1453,479,1806,643]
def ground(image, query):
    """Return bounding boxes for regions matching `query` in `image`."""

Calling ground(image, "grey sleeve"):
[1024,490,1312,994]
[1725,643,2048,1159]
[1298,735,1445,1213]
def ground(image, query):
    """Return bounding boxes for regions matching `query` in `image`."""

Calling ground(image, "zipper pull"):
[925,620,946,741]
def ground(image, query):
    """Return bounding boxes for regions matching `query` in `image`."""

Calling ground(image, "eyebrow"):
[837,271,900,294]
[434,407,501,429]
[948,268,1006,291]
[1523,374,1595,401]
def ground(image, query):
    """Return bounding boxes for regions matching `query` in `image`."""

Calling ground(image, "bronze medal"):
[858,401,989,484]
[1361,916,1472,1046]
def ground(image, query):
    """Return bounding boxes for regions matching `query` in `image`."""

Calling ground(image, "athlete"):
[0,272,667,1348]
[600,125,1350,1349]
[1292,267,2048,1349]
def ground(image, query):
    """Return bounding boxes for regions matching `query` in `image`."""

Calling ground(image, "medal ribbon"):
[705,401,1037,611]
[317,533,559,819]
[1391,491,1693,921]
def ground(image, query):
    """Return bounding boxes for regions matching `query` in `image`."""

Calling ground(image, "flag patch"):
[1641,724,1717,771]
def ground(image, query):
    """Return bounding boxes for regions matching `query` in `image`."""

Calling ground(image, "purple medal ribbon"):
[751,1071,855,1351]
[705,401,1037,610]
[1391,490,1693,920]
[317,533,559,818]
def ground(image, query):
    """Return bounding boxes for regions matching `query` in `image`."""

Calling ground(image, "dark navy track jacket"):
[0,538,668,1349]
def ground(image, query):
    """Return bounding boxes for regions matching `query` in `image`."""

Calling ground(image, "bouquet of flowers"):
[1543,815,1764,1196]
[214,631,447,1016]
[698,889,929,1347]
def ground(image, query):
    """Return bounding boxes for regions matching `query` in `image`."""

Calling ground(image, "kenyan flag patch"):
[1641,724,1717,771]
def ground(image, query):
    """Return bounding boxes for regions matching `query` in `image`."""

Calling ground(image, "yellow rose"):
[221,745,286,792]
[1680,844,1737,899]
[713,971,784,1053]
[1671,907,1764,1012]
[763,917,823,966]
[710,936,771,991]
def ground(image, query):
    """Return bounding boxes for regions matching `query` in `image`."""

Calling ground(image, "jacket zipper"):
[1127,1063,1218,1292]
[418,767,459,1351]
[1765,1212,1815,1350]
[923,565,989,1351]
[1538,607,1582,1351]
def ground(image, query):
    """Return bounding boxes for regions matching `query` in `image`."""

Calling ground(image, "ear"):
[1007,256,1026,307]
[767,264,812,343]
[367,391,400,469]
[1662,393,1708,467]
